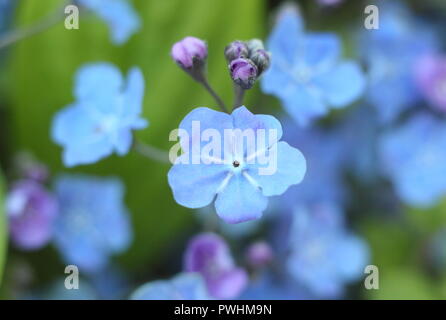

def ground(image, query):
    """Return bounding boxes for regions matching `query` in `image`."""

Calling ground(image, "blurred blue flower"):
[0,0,15,36]
[30,278,97,300]
[379,113,446,207]
[239,272,310,300]
[286,203,369,297]
[184,233,247,299]
[280,122,347,207]
[77,0,141,45]
[168,106,306,224]
[53,174,132,273]
[415,55,446,113]
[358,1,438,123]
[6,180,58,250]
[262,7,365,126]
[131,273,211,300]
[52,63,148,167]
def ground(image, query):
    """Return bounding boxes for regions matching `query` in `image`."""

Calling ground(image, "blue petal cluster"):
[77,0,141,45]
[52,63,148,167]
[262,7,365,126]
[168,106,306,223]
[131,273,211,300]
[358,1,438,123]
[52,174,132,273]
[286,203,369,297]
[379,113,446,207]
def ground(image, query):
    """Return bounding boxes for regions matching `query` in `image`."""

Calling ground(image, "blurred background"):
[1,0,446,300]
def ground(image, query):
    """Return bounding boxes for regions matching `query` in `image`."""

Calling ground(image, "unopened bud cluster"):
[225,39,271,89]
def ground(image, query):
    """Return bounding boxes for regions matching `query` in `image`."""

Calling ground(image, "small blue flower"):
[379,113,446,207]
[52,174,132,273]
[168,106,306,224]
[52,63,148,167]
[286,203,369,297]
[262,7,365,126]
[131,273,211,300]
[358,1,438,123]
[77,0,141,45]
[280,122,347,207]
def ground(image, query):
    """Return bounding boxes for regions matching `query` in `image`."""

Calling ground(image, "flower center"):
[232,160,240,168]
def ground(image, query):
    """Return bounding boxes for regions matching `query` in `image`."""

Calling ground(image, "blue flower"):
[131,273,211,300]
[379,113,446,207]
[167,106,306,224]
[280,122,347,208]
[358,1,438,123]
[52,63,148,167]
[77,0,141,45]
[52,174,132,273]
[286,203,369,297]
[261,7,365,126]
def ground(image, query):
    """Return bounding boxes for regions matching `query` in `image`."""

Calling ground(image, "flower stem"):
[134,140,170,164]
[0,2,69,50]
[233,84,245,109]
[199,78,229,113]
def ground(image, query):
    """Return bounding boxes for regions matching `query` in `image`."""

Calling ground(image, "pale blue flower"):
[286,203,369,297]
[168,106,306,224]
[131,273,211,300]
[52,63,148,167]
[358,1,438,123]
[379,113,446,207]
[262,7,365,126]
[52,174,132,273]
[77,0,141,45]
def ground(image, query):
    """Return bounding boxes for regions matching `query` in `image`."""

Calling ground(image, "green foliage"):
[8,0,265,271]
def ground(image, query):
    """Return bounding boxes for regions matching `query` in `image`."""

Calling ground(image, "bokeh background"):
[1,0,446,300]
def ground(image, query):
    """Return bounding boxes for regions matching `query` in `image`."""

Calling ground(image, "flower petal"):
[215,174,267,223]
[248,141,306,196]
[313,61,365,107]
[168,156,229,208]
[283,86,327,126]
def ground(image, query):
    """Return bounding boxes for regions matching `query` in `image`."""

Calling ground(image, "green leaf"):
[0,170,6,286]
[8,0,265,271]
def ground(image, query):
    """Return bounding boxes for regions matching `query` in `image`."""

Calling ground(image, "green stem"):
[233,84,245,109]
[199,78,229,113]
[134,140,170,164]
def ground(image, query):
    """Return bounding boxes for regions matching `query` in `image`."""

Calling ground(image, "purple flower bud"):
[7,180,58,250]
[171,36,207,69]
[250,49,271,76]
[183,233,248,299]
[317,0,344,6]
[229,58,258,89]
[224,40,249,62]
[415,55,446,112]
[245,241,273,268]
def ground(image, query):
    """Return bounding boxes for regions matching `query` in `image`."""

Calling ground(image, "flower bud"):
[224,40,249,62]
[171,36,207,69]
[229,58,258,89]
[246,39,265,55]
[250,49,271,76]
[245,241,273,268]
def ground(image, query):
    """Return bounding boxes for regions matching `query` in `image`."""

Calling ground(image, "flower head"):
[7,180,57,250]
[51,63,148,167]
[184,233,247,299]
[245,241,273,268]
[286,203,369,297]
[358,1,438,123]
[262,6,365,126]
[379,113,446,207]
[131,273,211,300]
[52,174,132,273]
[77,0,141,45]
[168,106,306,224]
